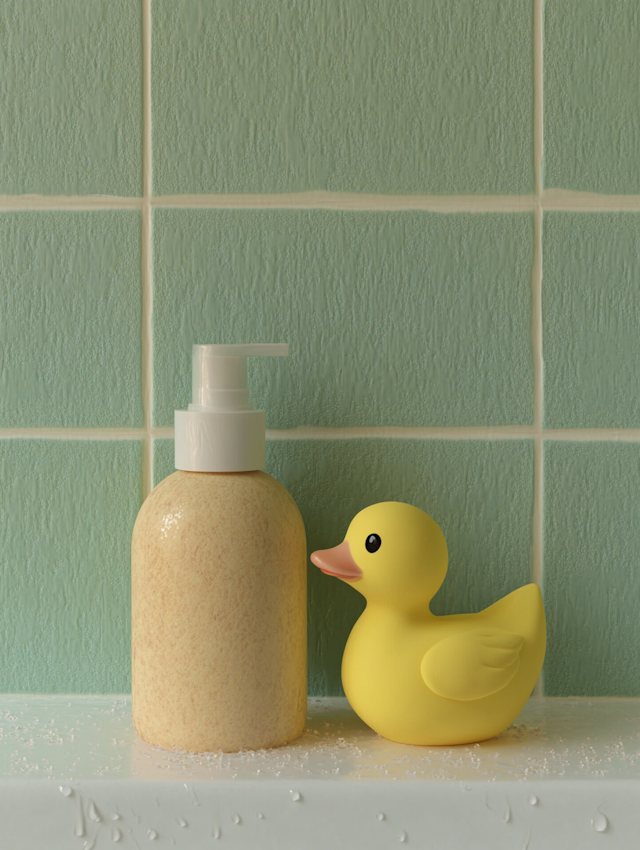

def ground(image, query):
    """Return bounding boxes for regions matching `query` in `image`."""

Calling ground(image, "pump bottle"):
[131,344,307,752]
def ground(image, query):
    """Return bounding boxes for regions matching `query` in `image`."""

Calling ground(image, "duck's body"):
[311,502,546,746]
[343,584,545,745]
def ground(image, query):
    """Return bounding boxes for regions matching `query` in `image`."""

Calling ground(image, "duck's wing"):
[420,629,523,702]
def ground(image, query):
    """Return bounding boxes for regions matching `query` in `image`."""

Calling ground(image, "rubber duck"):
[310,501,546,746]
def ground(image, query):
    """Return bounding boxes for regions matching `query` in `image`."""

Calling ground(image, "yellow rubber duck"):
[310,501,546,746]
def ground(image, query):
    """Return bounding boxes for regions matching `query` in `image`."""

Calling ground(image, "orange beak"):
[310,540,363,582]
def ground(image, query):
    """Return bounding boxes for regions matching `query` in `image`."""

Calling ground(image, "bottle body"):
[132,470,307,752]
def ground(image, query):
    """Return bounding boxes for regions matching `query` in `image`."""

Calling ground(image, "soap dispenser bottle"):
[132,344,307,752]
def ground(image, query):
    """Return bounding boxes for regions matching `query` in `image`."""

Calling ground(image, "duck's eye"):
[365,533,381,553]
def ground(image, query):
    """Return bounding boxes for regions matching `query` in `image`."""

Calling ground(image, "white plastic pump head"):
[175,344,288,472]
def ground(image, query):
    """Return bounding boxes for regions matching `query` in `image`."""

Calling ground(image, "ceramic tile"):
[0,0,142,195]
[154,440,175,487]
[543,442,640,696]
[543,213,640,428]
[544,0,640,193]
[152,0,534,195]
[0,212,143,427]
[155,438,534,695]
[153,209,534,429]
[0,440,143,693]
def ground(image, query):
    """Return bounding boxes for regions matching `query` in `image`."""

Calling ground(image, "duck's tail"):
[483,584,546,668]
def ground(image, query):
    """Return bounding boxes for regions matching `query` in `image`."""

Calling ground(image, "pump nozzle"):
[189,344,287,412]
[175,344,288,472]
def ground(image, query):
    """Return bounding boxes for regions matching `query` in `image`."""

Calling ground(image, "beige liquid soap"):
[132,344,307,752]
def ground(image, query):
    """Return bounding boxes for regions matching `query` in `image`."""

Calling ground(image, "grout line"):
[266,426,539,441]
[0,196,143,211]
[141,209,153,492]
[151,193,538,212]
[532,0,544,698]
[534,4,544,203]
[531,212,544,585]
[267,427,640,442]
[0,429,147,440]
[3,425,640,442]
[1,190,640,213]
[532,0,544,578]
[264,425,640,443]
[152,427,174,440]
[541,190,640,211]
[272,428,640,442]
[543,428,640,441]
[143,0,152,201]
[141,0,154,498]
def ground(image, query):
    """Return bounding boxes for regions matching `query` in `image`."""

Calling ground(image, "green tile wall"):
[153,209,534,428]
[152,0,534,195]
[544,0,640,194]
[544,442,640,696]
[1,0,640,698]
[155,438,534,695]
[0,440,142,693]
[543,213,640,429]
[0,212,143,428]
[0,0,142,196]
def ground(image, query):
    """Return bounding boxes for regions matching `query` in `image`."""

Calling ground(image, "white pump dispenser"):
[175,343,288,473]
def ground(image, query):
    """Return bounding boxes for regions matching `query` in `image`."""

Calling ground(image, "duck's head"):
[310,502,448,609]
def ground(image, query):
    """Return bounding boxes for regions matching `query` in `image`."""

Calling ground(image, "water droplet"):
[212,826,221,839]
[176,817,188,828]
[399,830,408,843]
[377,812,385,821]
[110,812,121,821]
[88,801,101,822]
[59,785,73,798]
[257,812,265,819]
[591,812,608,833]
[147,828,158,840]
[528,795,538,806]
[290,790,301,802]
[232,813,241,825]
[74,796,86,837]
[83,840,96,850]
[111,827,122,843]
[502,803,511,823]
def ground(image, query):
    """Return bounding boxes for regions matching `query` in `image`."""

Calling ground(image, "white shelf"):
[2,696,640,849]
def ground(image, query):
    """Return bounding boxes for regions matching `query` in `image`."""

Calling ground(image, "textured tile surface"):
[544,0,640,193]
[153,210,534,428]
[0,212,143,427]
[0,0,142,195]
[154,440,176,488]
[0,440,142,693]
[544,442,640,696]
[155,438,534,696]
[543,213,640,429]
[152,0,534,195]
